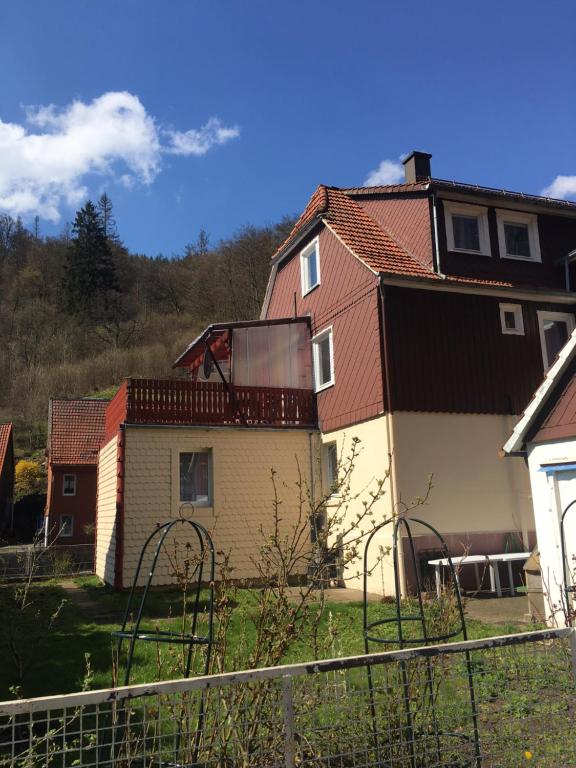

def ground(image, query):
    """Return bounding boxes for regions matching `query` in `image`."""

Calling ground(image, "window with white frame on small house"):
[500,303,524,335]
[62,474,76,496]
[179,451,212,506]
[496,209,541,262]
[60,515,73,537]
[444,201,490,256]
[300,238,320,296]
[537,311,575,371]
[312,327,334,392]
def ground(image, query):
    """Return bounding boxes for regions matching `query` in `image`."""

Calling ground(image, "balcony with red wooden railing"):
[104,378,317,442]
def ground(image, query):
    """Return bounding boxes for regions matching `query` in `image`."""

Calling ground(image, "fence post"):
[282,675,296,768]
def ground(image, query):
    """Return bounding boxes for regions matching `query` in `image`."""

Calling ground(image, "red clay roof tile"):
[272,183,525,291]
[48,400,107,466]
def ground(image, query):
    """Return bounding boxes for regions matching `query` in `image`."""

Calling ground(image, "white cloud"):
[363,158,404,187]
[541,175,576,201]
[166,117,240,156]
[0,92,239,221]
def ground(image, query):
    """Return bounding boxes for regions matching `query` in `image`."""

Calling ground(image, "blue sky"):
[0,0,575,255]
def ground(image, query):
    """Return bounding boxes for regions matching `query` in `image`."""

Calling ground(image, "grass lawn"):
[0,576,536,701]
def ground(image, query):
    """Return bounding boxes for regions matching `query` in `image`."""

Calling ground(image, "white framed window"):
[300,237,320,296]
[62,474,76,496]
[499,303,524,336]
[60,515,74,537]
[179,451,212,506]
[444,201,490,256]
[312,327,334,392]
[496,209,541,262]
[537,311,575,370]
[324,442,339,493]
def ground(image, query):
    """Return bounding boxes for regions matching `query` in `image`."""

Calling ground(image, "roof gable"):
[0,423,13,474]
[503,328,576,454]
[48,399,107,466]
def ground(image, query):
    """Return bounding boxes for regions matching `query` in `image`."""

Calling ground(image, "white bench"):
[428,552,531,598]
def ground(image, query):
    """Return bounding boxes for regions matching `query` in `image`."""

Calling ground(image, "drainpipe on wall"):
[378,280,407,597]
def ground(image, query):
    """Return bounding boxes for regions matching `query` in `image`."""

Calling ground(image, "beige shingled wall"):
[95,436,118,584]
[117,425,319,587]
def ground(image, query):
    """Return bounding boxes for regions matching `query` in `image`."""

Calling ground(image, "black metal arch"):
[560,498,576,625]
[363,516,481,768]
[113,516,215,685]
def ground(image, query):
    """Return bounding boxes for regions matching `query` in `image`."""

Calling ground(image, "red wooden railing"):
[104,378,316,439]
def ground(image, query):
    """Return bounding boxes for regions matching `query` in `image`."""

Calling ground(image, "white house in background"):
[503,328,576,626]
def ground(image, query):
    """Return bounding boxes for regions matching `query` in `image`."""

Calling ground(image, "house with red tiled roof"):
[261,151,576,593]
[0,423,15,535]
[91,150,576,596]
[45,399,107,545]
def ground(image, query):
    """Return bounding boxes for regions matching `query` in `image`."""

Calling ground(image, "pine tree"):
[97,193,118,241]
[63,201,118,320]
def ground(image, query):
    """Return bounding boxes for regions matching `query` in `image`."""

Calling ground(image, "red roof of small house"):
[532,374,576,443]
[272,181,576,292]
[0,423,13,472]
[48,399,107,466]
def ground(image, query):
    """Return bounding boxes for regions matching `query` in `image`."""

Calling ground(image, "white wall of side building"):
[320,415,396,595]
[526,438,576,626]
[112,425,319,588]
[95,437,118,584]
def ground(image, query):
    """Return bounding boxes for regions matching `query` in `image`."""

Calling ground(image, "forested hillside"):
[0,196,294,455]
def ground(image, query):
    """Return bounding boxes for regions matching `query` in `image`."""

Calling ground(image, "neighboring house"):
[503,328,576,625]
[96,318,318,589]
[261,151,576,593]
[0,423,15,536]
[45,399,107,545]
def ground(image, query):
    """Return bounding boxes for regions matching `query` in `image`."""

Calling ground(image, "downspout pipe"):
[378,280,407,596]
[564,249,576,293]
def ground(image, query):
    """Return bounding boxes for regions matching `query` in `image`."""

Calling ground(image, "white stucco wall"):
[393,412,534,543]
[526,438,576,626]
[321,415,396,595]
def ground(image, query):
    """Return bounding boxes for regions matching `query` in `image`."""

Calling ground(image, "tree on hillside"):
[97,193,118,241]
[63,201,119,320]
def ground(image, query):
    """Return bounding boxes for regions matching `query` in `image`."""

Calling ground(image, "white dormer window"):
[496,209,541,262]
[500,303,524,335]
[300,238,320,296]
[444,201,490,256]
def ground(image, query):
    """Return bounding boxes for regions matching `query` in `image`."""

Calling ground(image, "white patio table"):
[427,552,531,599]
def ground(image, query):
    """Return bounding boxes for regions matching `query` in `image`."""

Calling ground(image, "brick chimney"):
[402,151,432,184]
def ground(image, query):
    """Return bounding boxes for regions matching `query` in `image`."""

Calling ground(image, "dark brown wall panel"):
[437,198,576,290]
[266,228,384,432]
[386,285,576,414]
[359,195,433,270]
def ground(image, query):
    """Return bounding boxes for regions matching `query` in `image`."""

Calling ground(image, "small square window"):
[444,202,490,256]
[179,451,212,506]
[62,474,76,496]
[499,304,524,336]
[60,515,73,537]
[496,209,541,262]
[312,327,334,392]
[300,238,320,296]
[325,442,338,492]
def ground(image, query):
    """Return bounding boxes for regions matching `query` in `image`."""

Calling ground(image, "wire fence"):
[0,544,94,582]
[0,627,574,767]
